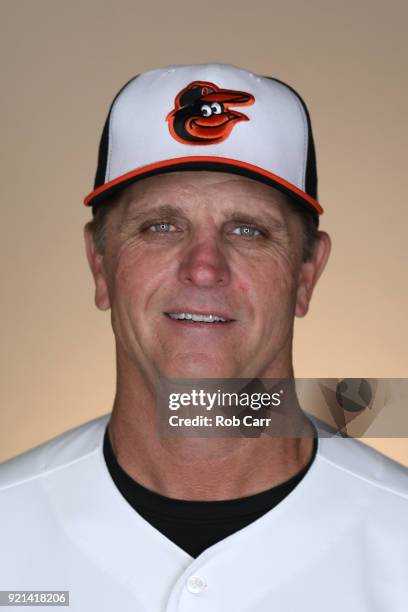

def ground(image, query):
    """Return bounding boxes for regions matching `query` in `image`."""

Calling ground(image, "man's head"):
[84,171,330,381]
[83,63,331,383]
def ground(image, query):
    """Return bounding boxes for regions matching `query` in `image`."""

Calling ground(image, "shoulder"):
[0,413,110,493]
[312,415,408,503]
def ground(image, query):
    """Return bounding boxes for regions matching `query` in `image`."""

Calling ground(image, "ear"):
[83,223,111,311]
[295,231,331,318]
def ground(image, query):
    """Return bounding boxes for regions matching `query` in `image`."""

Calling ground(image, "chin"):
[160,355,237,380]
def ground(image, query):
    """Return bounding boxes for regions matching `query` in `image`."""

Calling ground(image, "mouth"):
[164,311,235,326]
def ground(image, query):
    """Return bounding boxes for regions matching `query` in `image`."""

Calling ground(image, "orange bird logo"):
[166,80,255,145]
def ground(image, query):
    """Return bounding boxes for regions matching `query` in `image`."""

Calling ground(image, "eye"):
[232,225,262,238]
[200,104,212,117]
[210,102,223,114]
[148,222,174,233]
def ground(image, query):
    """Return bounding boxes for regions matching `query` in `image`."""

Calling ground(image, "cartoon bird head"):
[166,81,255,145]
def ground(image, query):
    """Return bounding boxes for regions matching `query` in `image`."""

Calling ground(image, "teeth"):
[168,313,227,323]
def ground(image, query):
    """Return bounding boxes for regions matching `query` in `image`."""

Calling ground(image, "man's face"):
[85,171,330,381]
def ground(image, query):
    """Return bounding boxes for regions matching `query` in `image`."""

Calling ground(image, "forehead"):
[116,171,293,219]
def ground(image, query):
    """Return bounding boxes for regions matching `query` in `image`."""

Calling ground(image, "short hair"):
[87,185,320,261]
[86,192,123,255]
[284,198,320,262]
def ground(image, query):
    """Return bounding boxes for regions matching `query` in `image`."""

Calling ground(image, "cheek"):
[238,281,250,294]
[112,242,173,311]
[248,252,299,318]
[273,256,298,295]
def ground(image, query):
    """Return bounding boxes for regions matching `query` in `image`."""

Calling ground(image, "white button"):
[186,575,207,594]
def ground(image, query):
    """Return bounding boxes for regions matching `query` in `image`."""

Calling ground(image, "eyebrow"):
[223,208,285,230]
[120,204,187,229]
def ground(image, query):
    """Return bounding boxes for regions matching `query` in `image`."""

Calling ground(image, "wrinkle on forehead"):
[120,171,290,220]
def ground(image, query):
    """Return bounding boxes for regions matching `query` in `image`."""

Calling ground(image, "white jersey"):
[0,413,407,611]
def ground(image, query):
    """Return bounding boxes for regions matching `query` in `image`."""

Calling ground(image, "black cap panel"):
[93,74,141,191]
[264,76,318,200]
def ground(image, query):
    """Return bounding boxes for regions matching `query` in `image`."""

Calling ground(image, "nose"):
[178,225,231,288]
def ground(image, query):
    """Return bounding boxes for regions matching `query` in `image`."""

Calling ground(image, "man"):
[0,63,407,611]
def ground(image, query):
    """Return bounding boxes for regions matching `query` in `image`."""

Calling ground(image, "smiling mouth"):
[164,312,234,324]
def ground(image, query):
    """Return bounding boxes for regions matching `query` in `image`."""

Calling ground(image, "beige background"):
[0,0,407,465]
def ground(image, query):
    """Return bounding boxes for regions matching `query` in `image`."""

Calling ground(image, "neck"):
[107,351,315,501]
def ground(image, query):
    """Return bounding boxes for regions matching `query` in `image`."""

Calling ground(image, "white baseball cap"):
[84,63,323,222]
